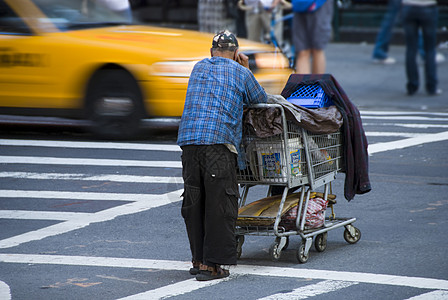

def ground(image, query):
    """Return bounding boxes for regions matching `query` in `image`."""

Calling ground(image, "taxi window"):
[0,1,32,35]
[33,0,131,31]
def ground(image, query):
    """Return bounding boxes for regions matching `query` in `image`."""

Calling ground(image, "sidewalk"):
[325,42,447,112]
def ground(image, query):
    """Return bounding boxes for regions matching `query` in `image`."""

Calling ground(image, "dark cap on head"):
[212,30,239,50]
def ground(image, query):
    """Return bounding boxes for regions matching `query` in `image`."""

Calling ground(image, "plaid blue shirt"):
[177,56,267,150]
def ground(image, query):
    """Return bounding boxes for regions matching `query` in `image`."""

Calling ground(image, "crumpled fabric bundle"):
[268,94,343,135]
[243,94,343,139]
[304,197,328,228]
[280,197,328,230]
[243,103,283,138]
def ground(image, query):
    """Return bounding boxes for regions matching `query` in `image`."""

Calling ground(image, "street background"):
[0,38,448,300]
[326,42,447,112]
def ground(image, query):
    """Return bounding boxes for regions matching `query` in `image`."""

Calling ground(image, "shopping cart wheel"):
[296,241,309,263]
[269,239,282,261]
[314,232,328,252]
[343,225,361,244]
[236,235,245,259]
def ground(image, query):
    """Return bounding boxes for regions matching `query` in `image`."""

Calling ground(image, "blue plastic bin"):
[286,84,334,108]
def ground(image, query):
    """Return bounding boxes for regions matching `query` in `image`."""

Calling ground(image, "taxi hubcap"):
[95,97,134,116]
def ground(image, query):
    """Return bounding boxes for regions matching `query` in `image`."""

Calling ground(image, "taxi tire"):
[85,69,144,139]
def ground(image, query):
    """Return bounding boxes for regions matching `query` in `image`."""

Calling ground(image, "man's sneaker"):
[419,52,445,64]
[196,264,230,281]
[428,89,442,96]
[373,57,396,65]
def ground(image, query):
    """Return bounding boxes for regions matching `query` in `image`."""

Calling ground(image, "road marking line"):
[234,264,448,290]
[363,123,448,129]
[0,189,183,249]
[0,156,182,168]
[368,131,448,154]
[405,290,448,299]
[258,280,358,300]
[0,281,11,300]
[96,275,148,284]
[0,190,167,201]
[365,132,425,138]
[0,139,181,152]
[361,116,448,121]
[117,278,229,300]
[1,254,447,291]
[0,172,183,184]
[0,210,92,221]
[361,111,448,116]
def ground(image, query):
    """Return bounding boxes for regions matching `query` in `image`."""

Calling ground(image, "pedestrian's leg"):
[260,10,271,42]
[420,6,438,94]
[418,31,425,59]
[247,12,262,42]
[296,49,311,74]
[309,0,331,73]
[372,0,401,60]
[181,146,205,264]
[402,6,419,95]
[311,48,326,74]
[202,145,239,267]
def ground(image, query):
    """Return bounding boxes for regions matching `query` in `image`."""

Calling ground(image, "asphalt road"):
[1,106,448,299]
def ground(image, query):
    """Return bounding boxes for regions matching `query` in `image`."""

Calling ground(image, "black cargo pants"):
[180,144,239,267]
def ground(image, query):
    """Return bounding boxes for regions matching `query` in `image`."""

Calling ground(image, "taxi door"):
[0,0,65,111]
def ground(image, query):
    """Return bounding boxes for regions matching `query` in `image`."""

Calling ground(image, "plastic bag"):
[280,196,328,230]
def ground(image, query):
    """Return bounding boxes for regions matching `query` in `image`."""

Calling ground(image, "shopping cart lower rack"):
[236,104,360,263]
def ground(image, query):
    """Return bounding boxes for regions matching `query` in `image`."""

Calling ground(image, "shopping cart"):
[236,103,361,263]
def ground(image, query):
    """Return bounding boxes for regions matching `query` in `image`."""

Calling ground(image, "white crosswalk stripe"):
[0,139,181,152]
[0,210,92,220]
[0,155,183,168]
[405,290,448,300]
[0,280,11,300]
[361,115,448,121]
[360,111,448,116]
[116,278,229,300]
[0,172,183,184]
[0,189,183,249]
[0,190,169,201]
[257,280,359,300]
[368,131,448,154]
[363,123,448,129]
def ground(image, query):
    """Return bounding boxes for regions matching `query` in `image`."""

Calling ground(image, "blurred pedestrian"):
[95,0,133,22]
[198,0,237,33]
[402,0,440,95]
[291,0,333,74]
[237,0,284,45]
[371,0,444,65]
[177,30,267,281]
[372,0,401,64]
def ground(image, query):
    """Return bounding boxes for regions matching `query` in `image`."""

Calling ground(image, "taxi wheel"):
[86,69,144,139]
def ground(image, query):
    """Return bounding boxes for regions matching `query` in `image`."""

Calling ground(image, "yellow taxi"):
[0,0,292,138]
